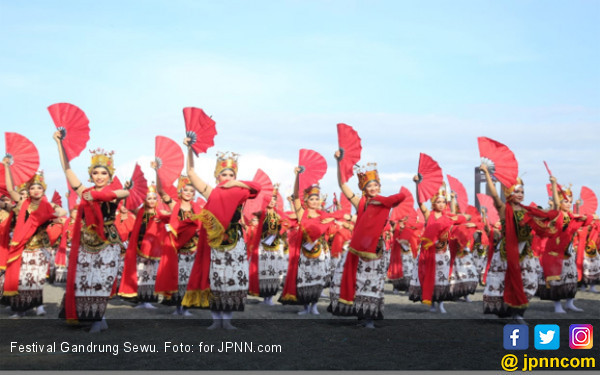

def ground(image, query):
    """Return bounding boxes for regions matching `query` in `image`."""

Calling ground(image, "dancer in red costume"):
[279,171,334,315]
[480,164,539,321]
[181,139,260,329]
[3,163,63,318]
[328,152,406,328]
[535,177,591,313]
[408,181,467,314]
[54,131,129,332]
[119,185,168,309]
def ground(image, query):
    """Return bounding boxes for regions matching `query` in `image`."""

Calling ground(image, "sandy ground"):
[0,280,598,370]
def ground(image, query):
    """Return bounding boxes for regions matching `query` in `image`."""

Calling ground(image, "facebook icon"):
[503,324,529,350]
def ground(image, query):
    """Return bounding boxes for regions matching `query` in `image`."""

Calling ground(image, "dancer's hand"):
[334,150,342,161]
[53,130,63,143]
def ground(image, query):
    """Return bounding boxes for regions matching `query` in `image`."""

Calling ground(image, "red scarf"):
[119,208,167,297]
[182,181,260,307]
[339,193,405,304]
[279,224,302,303]
[154,200,200,298]
[64,187,117,322]
[500,204,529,308]
[4,197,55,295]
[55,218,74,267]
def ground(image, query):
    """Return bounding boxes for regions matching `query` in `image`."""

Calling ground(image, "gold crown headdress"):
[28,170,47,191]
[430,183,450,204]
[214,151,239,178]
[16,181,29,192]
[147,184,158,197]
[303,184,320,200]
[560,183,573,201]
[88,148,115,176]
[354,163,380,191]
[502,177,524,199]
[177,175,192,192]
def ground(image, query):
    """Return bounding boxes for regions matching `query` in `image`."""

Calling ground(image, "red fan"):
[0,184,8,197]
[546,183,566,200]
[476,193,499,226]
[276,192,284,211]
[243,169,274,223]
[125,163,148,211]
[466,205,482,223]
[579,186,598,216]
[4,132,40,186]
[183,107,217,156]
[543,160,553,177]
[416,208,425,224]
[298,149,327,196]
[477,137,518,188]
[155,136,184,188]
[446,174,468,213]
[391,186,415,221]
[51,190,62,207]
[336,123,362,183]
[47,103,90,161]
[416,153,443,203]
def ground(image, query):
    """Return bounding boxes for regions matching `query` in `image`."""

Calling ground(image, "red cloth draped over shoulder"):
[331,225,352,258]
[418,212,465,305]
[63,187,118,322]
[339,193,405,305]
[119,208,168,297]
[182,181,260,307]
[114,210,136,242]
[4,197,55,296]
[154,199,201,298]
[388,225,405,279]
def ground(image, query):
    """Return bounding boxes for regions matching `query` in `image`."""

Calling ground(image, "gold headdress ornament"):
[502,177,524,199]
[214,151,239,178]
[177,175,192,192]
[354,163,380,191]
[430,183,450,204]
[88,148,115,176]
[16,181,29,192]
[147,184,158,197]
[28,170,47,191]
[272,183,280,197]
[303,184,320,200]
[559,183,573,201]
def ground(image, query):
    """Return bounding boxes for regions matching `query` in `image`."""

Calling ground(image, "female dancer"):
[328,154,406,328]
[119,185,166,308]
[181,139,260,329]
[153,172,199,316]
[53,131,129,332]
[536,177,591,313]
[408,180,467,313]
[279,168,334,315]
[248,187,287,305]
[2,163,62,318]
[480,163,538,321]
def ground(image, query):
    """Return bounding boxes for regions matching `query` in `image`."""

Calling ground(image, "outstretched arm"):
[292,167,304,221]
[2,157,21,203]
[184,137,212,199]
[53,131,85,197]
[334,149,360,209]
[550,176,561,209]
[151,161,176,210]
[479,163,505,218]
[413,175,430,221]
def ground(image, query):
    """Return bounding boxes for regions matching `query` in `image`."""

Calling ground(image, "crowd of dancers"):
[0,113,598,332]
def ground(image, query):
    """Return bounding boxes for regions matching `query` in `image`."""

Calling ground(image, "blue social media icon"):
[503,324,529,350]
[534,324,560,350]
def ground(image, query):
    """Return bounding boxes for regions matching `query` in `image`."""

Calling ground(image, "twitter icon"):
[535,324,560,350]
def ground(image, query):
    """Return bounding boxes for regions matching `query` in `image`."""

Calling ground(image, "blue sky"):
[1,1,599,211]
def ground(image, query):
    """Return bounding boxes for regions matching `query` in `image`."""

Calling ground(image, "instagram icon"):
[569,325,593,349]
